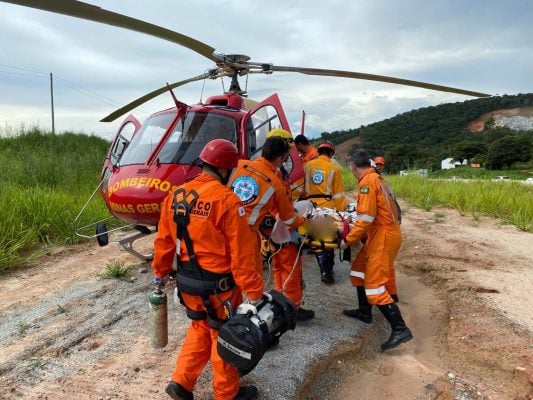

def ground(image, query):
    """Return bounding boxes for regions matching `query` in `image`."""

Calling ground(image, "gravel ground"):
[0,244,372,400]
[247,256,372,400]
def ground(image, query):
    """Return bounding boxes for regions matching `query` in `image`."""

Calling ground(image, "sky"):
[0,0,532,140]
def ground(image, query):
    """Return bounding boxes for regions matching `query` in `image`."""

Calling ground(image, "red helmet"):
[317,141,335,153]
[199,139,240,169]
[374,156,385,165]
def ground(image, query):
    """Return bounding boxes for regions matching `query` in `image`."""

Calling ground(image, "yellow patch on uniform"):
[360,186,369,194]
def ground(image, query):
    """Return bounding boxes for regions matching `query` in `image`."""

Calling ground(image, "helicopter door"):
[242,94,304,184]
[107,115,141,167]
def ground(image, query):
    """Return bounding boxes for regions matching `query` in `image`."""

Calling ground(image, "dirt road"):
[0,204,531,399]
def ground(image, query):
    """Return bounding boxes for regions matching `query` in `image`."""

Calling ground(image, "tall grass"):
[0,128,110,271]
[387,175,533,232]
[340,166,532,232]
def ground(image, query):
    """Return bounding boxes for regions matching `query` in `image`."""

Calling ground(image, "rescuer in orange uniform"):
[341,149,412,351]
[291,134,318,200]
[343,154,399,324]
[294,134,319,165]
[152,139,264,400]
[303,141,346,211]
[374,156,385,175]
[302,141,346,284]
[229,136,306,278]
[263,129,315,322]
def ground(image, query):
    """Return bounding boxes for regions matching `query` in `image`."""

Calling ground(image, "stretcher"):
[298,206,357,249]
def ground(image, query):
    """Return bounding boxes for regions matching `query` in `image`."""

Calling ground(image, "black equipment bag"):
[267,289,297,335]
[216,290,297,375]
[216,314,269,374]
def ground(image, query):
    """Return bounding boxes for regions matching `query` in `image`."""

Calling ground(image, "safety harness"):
[173,181,235,329]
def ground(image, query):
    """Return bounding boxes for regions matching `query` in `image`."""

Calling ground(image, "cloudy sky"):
[0,0,531,140]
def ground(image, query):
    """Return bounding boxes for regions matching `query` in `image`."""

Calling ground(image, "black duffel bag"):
[216,290,296,375]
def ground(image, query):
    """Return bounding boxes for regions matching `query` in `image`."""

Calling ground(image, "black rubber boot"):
[342,246,351,262]
[165,381,194,400]
[233,385,258,400]
[378,303,413,351]
[342,286,373,323]
[316,252,326,275]
[317,252,334,283]
[296,308,315,321]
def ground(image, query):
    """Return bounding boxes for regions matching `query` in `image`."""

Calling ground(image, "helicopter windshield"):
[157,111,237,164]
[118,112,176,165]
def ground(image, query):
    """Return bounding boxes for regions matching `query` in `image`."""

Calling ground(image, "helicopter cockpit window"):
[247,105,282,160]
[110,121,136,166]
[157,112,237,164]
[118,112,176,166]
[283,154,294,175]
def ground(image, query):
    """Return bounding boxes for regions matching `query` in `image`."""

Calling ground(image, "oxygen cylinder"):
[149,278,168,349]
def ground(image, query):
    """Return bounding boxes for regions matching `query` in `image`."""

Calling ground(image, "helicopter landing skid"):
[117,230,155,262]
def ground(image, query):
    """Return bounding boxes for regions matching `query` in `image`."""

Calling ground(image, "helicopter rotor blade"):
[271,65,490,97]
[100,72,212,122]
[1,0,219,62]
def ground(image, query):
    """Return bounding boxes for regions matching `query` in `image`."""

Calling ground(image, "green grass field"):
[341,162,532,232]
[1,129,531,271]
[0,128,110,271]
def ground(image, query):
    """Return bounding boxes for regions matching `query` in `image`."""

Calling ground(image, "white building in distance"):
[441,158,467,170]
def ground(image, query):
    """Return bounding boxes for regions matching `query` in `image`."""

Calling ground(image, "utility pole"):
[50,72,55,134]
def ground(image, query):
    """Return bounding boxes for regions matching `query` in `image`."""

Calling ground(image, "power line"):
[0,63,48,77]
[0,63,151,118]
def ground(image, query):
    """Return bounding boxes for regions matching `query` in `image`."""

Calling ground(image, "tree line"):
[316,93,533,172]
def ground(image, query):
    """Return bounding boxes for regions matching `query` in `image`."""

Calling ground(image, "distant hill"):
[317,93,533,171]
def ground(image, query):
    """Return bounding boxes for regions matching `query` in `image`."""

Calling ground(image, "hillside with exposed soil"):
[467,106,533,132]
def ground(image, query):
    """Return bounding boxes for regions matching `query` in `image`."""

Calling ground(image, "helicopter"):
[2,0,491,260]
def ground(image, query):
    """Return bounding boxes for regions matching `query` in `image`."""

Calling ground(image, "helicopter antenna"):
[165,83,187,110]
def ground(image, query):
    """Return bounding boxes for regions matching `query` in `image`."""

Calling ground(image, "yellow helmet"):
[267,128,294,145]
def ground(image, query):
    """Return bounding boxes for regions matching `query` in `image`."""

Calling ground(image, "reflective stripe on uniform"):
[365,286,386,296]
[358,213,375,223]
[380,183,398,224]
[350,271,365,279]
[248,186,275,226]
[282,214,297,225]
[291,181,303,190]
[325,169,335,195]
[332,192,345,199]
[304,164,311,193]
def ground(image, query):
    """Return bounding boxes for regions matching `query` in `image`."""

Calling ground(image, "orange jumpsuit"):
[152,173,264,400]
[300,144,319,165]
[303,155,346,211]
[350,240,397,296]
[345,168,401,305]
[270,167,304,308]
[229,157,305,275]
